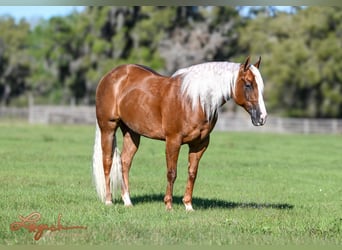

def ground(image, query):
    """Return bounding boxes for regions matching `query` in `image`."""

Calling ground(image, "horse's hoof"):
[122,192,133,207]
[105,200,113,206]
[165,204,173,211]
[184,203,194,212]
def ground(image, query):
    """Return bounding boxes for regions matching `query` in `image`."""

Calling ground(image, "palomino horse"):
[93,56,267,211]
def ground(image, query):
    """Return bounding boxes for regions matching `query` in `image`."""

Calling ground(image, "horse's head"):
[233,56,267,126]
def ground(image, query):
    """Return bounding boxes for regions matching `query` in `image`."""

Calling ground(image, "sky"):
[0,6,85,21]
[0,6,294,23]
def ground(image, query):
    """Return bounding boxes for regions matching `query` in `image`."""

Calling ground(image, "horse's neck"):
[175,62,240,120]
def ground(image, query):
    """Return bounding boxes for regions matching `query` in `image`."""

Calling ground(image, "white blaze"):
[249,65,267,121]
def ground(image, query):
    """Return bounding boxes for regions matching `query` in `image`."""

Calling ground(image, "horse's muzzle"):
[250,108,267,126]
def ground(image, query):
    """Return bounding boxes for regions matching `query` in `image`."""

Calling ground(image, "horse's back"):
[118,65,182,139]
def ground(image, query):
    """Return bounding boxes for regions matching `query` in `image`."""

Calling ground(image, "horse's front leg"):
[183,136,210,211]
[164,137,181,210]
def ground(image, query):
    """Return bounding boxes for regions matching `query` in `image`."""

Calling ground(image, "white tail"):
[92,120,122,203]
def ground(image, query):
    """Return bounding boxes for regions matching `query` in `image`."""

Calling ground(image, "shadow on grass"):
[130,193,294,210]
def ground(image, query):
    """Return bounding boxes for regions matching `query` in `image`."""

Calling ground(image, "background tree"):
[1,6,341,118]
[0,17,30,106]
[239,7,342,118]
[159,6,243,73]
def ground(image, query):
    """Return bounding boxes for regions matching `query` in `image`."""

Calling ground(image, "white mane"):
[172,62,240,120]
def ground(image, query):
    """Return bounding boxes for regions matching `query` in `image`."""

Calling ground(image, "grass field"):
[0,122,341,245]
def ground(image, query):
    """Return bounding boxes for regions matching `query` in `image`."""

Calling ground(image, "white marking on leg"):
[184,203,194,211]
[105,200,113,206]
[122,192,133,207]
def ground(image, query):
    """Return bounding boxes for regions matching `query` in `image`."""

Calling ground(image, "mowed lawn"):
[0,122,341,245]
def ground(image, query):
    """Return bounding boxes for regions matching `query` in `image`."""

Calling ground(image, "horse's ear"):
[243,56,250,72]
[254,56,261,69]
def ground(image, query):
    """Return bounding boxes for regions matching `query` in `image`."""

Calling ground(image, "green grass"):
[0,122,341,245]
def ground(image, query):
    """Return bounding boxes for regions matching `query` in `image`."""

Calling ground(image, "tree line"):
[0,6,341,118]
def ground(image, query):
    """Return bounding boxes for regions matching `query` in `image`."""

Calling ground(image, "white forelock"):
[249,65,264,93]
[172,62,240,120]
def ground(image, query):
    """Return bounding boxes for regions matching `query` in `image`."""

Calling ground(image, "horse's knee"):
[167,169,177,183]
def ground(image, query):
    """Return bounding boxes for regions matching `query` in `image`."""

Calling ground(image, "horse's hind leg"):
[183,136,210,211]
[120,124,140,207]
[99,120,119,205]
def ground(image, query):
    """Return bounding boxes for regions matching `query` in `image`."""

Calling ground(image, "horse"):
[92,56,267,211]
